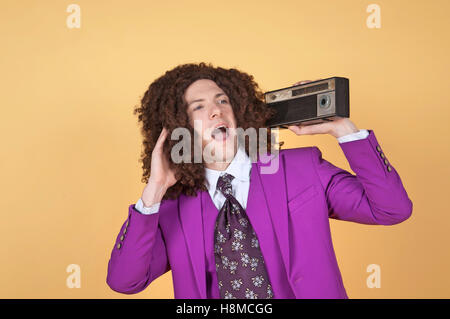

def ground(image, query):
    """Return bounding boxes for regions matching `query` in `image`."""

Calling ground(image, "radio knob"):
[319,95,331,108]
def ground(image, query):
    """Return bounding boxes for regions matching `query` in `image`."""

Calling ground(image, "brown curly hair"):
[133,62,277,201]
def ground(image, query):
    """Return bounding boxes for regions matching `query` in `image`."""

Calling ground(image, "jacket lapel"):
[178,192,207,298]
[254,151,291,275]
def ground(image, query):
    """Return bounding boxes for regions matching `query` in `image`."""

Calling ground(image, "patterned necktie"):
[213,173,273,299]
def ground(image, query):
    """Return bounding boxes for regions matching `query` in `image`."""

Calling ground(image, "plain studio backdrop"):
[0,0,448,298]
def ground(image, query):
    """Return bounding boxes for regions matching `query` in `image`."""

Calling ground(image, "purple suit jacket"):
[106,129,413,298]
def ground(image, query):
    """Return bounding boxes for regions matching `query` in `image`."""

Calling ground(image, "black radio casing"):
[264,77,350,129]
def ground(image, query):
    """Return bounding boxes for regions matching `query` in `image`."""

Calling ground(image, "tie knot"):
[216,173,235,197]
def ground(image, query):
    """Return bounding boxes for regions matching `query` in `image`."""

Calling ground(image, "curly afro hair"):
[133,62,277,201]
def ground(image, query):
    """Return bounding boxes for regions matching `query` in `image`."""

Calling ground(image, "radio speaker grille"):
[292,83,329,97]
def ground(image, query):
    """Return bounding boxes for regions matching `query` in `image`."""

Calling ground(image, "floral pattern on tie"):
[214,173,273,299]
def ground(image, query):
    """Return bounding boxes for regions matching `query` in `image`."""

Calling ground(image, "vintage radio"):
[264,77,349,128]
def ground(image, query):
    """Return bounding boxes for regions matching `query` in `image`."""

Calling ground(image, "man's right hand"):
[141,127,178,207]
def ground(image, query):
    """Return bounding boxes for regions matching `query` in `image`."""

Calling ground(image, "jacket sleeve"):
[311,129,413,225]
[106,204,170,294]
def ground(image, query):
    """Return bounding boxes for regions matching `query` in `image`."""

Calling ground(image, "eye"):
[193,105,203,111]
[219,99,228,104]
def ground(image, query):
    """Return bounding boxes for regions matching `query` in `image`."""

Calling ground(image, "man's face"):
[184,79,237,163]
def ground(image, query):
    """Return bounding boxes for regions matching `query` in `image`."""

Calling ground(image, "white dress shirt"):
[134,129,370,215]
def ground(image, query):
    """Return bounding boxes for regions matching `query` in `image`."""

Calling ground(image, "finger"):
[293,78,326,86]
[289,123,328,136]
[157,128,167,141]
[293,80,312,86]
[287,125,303,135]
[155,127,168,148]
[301,122,331,135]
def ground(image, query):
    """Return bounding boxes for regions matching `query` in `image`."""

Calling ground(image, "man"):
[106,63,412,298]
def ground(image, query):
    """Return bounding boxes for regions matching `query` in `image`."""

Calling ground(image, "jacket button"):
[120,235,124,241]
[380,153,385,158]
[126,220,130,227]
[387,166,392,172]
[376,145,381,152]
[123,228,127,234]
[117,243,122,249]
[384,159,389,165]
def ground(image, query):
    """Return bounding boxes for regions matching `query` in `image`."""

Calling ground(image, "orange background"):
[1,0,448,298]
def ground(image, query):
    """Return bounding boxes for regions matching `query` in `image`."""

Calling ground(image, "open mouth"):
[211,125,230,141]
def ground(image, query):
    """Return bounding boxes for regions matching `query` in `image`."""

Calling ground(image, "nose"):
[209,103,222,119]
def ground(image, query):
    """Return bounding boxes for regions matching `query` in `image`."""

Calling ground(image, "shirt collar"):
[204,145,252,195]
